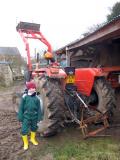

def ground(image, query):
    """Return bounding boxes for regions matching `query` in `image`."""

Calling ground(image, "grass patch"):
[53,138,120,160]
[18,125,120,160]
[24,134,120,160]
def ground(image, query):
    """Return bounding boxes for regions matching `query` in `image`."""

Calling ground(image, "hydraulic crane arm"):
[16,22,52,71]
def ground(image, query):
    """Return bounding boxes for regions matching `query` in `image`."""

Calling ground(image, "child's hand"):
[18,121,22,127]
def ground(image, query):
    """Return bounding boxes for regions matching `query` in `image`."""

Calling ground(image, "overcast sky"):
[0,0,119,56]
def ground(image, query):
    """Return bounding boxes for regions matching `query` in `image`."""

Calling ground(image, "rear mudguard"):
[75,68,103,96]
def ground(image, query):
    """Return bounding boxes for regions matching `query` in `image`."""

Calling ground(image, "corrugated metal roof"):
[0,47,20,55]
[55,14,120,53]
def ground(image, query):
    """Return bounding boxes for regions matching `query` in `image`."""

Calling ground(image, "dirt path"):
[0,110,24,160]
[0,82,120,160]
[0,82,25,160]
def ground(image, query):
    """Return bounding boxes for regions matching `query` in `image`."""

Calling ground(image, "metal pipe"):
[75,92,88,108]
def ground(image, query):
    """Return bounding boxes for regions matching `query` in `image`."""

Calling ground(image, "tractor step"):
[16,22,40,32]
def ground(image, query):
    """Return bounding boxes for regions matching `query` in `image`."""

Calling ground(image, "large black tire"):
[37,76,65,137]
[88,77,116,116]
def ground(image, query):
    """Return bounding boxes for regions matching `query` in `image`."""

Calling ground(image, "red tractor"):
[15,22,116,138]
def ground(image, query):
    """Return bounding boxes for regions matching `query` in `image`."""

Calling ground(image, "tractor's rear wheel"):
[88,77,116,119]
[37,76,65,137]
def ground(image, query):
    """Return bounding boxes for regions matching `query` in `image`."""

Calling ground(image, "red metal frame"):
[18,29,52,71]
[75,66,120,96]
[75,68,103,96]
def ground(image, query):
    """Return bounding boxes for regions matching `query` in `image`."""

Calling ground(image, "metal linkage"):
[75,92,88,109]
[65,90,110,139]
